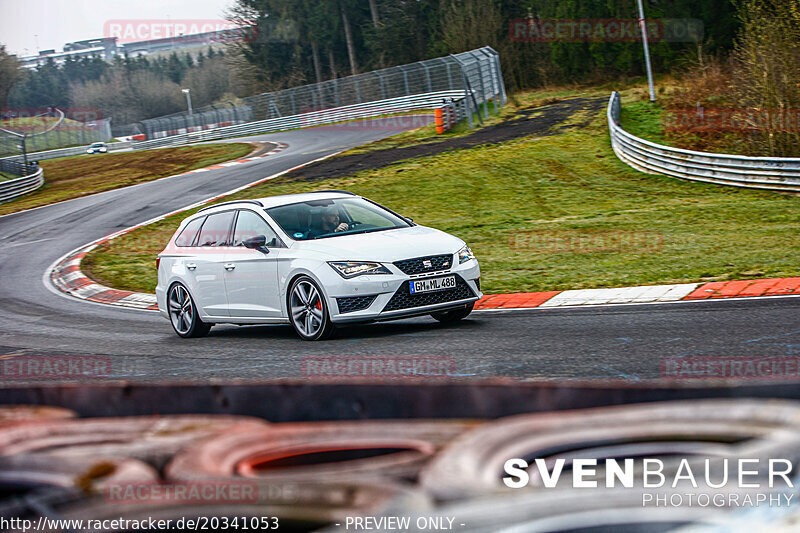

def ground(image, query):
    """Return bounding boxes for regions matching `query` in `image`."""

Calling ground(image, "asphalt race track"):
[1,120,799,385]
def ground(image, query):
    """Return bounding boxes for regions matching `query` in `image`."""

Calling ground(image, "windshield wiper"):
[308,227,400,240]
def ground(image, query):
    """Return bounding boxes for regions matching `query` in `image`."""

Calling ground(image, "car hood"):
[293,225,464,261]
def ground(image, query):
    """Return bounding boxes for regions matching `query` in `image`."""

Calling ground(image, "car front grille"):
[382,275,475,312]
[393,254,453,275]
[336,295,377,314]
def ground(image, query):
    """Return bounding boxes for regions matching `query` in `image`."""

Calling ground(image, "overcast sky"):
[0,0,237,56]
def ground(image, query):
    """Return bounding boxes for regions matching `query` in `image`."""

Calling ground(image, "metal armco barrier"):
[434,100,459,134]
[0,141,133,165]
[132,91,471,150]
[133,46,505,141]
[0,165,44,204]
[608,91,800,192]
[0,48,504,168]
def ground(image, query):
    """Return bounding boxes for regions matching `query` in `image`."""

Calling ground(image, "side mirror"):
[405,217,414,224]
[243,235,270,254]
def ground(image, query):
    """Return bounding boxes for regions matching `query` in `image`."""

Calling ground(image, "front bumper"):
[326,259,481,324]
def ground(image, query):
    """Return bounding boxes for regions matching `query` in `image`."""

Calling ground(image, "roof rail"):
[197,199,263,213]
[308,190,356,196]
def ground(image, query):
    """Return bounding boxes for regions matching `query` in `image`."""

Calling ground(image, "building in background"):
[16,28,241,69]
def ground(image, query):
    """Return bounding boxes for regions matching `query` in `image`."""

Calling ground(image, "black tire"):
[288,276,335,341]
[431,302,474,323]
[167,283,211,338]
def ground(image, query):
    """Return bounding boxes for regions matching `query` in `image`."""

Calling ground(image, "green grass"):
[615,86,755,155]
[83,86,800,295]
[0,171,17,182]
[345,85,610,155]
[619,99,667,143]
[0,143,254,216]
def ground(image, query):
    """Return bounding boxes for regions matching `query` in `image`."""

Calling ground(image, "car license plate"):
[410,276,456,294]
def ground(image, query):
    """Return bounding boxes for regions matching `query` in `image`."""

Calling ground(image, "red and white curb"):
[51,247,159,310]
[475,278,800,310]
[184,142,288,173]
[48,145,349,311]
[52,250,800,314]
[46,142,800,312]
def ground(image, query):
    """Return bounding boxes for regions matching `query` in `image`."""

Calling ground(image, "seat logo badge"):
[423,260,432,268]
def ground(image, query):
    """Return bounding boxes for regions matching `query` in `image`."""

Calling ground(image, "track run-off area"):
[0,116,799,385]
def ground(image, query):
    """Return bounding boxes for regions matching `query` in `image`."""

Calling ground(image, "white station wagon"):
[156,191,482,340]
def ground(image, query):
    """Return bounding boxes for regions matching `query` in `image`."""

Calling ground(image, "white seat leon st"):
[156,191,482,340]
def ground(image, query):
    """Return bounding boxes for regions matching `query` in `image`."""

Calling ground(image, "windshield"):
[90,142,104,147]
[266,197,411,240]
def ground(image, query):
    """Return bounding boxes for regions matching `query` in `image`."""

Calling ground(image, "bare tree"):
[368,0,380,27]
[733,0,800,156]
[340,2,358,75]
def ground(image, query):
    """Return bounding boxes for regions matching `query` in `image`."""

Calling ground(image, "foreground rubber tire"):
[165,419,477,483]
[288,276,334,341]
[168,283,211,338]
[420,399,800,501]
[430,302,474,323]
[0,406,76,426]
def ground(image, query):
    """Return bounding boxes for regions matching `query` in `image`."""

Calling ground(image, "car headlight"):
[328,261,391,279]
[458,244,475,264]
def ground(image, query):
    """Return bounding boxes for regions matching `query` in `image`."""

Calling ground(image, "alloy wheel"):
[168,284,195,335]
[290,280,325,338]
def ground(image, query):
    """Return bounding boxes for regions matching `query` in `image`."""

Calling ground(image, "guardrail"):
[0,165,44,204]
[434,97,466,134]
[132,91,469,150]
[608,91,800,192]
[0,141,133,165]
[131,46,504,140]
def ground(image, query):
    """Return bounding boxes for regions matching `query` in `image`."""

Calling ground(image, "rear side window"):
[174,216,205,247]
[197,211,236,247]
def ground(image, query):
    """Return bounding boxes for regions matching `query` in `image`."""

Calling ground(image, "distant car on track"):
[156,191,482,340]
[86,142,108,154]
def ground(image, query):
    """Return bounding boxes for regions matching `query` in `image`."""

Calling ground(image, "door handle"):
[224,263,236,271]
[186,263,197,271]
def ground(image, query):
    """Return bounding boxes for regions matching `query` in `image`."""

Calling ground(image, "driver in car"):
[319,206,349,234]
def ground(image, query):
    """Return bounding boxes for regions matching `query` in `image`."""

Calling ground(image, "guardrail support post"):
[21,135,28,176]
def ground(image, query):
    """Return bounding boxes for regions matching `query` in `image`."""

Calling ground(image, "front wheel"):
[168,283,211,338]
[431,302,474,323]
[289,276,335,341]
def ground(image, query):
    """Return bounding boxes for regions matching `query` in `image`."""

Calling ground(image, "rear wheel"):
[289,277,335,341]
[168,283,211,338]
[431,302,474,323]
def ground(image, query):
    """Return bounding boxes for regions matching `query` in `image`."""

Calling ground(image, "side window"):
[233,210,280,247]
[174,216,205,247]
[196,211,236,247]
